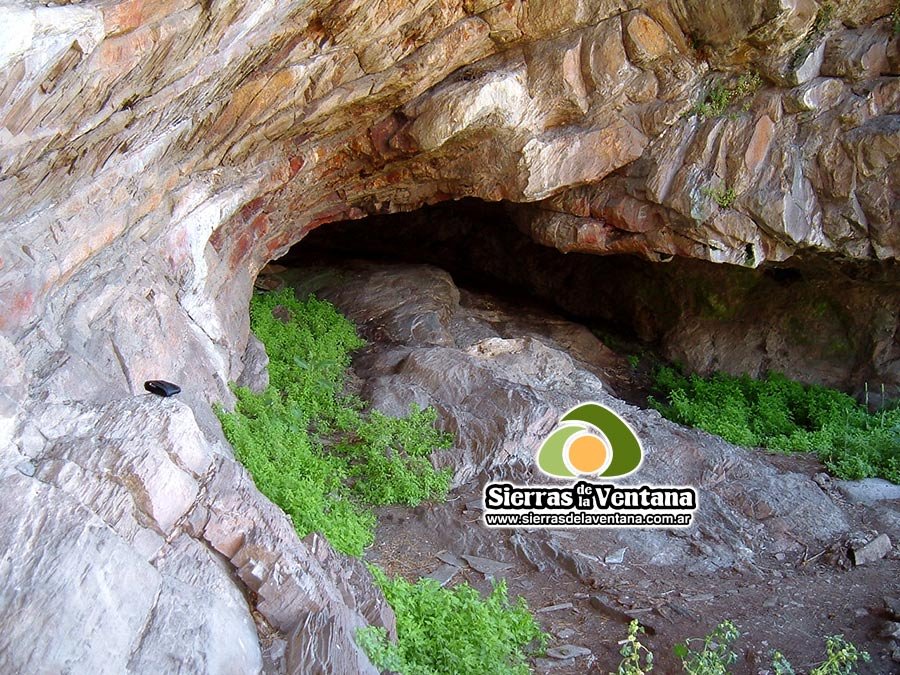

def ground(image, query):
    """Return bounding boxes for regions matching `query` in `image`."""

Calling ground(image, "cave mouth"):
[276,198,900,399]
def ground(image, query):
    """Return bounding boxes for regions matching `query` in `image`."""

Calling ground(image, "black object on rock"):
[144,380,182,397]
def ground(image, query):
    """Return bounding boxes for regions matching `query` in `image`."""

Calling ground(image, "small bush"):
[674,620,740,675]
[616,623,870,675]
[616,620,654,674]
[651,367,900,482]
[702,185,737,209]
[358,568,547,675]
[688,73,761,119]
[810,635,871,674]
[216,289,452,556]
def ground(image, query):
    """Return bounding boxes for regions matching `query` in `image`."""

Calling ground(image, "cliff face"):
[0,0,897,671]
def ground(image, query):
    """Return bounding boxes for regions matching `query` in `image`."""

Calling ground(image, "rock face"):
[0,0,897,671]
[289,261,861,572]
[290,199,900,393]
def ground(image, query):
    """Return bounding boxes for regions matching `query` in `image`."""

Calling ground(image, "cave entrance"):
[271,197,899,399]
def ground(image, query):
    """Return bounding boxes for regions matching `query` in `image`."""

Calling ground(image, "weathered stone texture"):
[0,0,896,670]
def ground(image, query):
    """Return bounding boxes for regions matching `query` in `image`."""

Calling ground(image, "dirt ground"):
[367,475,900,674]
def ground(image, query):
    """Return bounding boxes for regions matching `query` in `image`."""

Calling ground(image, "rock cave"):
[0,1,898,674]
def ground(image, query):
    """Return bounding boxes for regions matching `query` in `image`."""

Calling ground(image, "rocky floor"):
[277,260,900,675]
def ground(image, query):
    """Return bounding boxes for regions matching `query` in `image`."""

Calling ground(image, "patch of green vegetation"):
[216,289,452,556]
[893,3,900,36]
[357,568,547,675]
[687,72,762,119]
[650,367,900,482]
[702,184,737,209]
[616,622,870,675]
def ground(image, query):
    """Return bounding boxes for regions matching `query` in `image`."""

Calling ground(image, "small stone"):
[436,550,466,568]
[837,479,900,507]
[881,621,900,640]
[425,564,459,587]
[537,602,574,614]
[15,460,35,477]
[534,657,574,670]
[605,547,627,564]
[460,554,513,575]
[813,472,831,487]
[884,596,900,619]
[546,644,591,660]
[851,533,892,566]
[556,627,576,640]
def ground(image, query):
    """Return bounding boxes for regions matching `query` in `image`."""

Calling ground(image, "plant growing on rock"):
[357,568,546,675]
[702,184,737,209]
[687,72,762,119]
[216,288,452,556]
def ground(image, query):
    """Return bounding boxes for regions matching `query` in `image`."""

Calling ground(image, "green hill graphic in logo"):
[536,402,643,479]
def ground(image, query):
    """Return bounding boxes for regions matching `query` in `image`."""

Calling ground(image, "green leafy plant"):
[615,623,871,675]
[687,72,761,118]
[673,620,740,675]
[702,185,737,209]
[771,651,796,675]
[893,3,900,35]
[627,354,641,369]
[615,620,654,674]
[810,636,871,675]
[358,568,547,675]
[216,289,452,556]
[650,367,900,482]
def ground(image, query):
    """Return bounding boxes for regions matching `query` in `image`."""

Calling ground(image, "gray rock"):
[851,533,893,566]
[461,554,514,575]
[235,334,270,393]
[546,644,592,659]
[836,479,900,506]
[537,602,574,614]
[605,547,627,564]
[425,563,460,587]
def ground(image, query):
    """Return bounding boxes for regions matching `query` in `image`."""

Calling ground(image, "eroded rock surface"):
[292,261,900,672]
[0,0,897,671]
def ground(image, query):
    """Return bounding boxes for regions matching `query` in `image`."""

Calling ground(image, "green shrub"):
[810,635,871,674]
[616,620,654,674]
[651,367,900,482]
[702,185,737,209]
[617,623,870,675]
[688,72,761,118]
[358,568,547,675]
[674,620,739,675]
[216,289,452,556]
